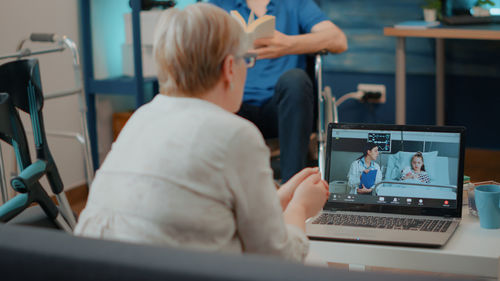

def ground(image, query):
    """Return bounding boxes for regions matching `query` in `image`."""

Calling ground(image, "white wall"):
[0,0,87,198]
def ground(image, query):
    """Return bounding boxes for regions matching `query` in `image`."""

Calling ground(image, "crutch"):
[13,33,95,187]
[0,34,94,228]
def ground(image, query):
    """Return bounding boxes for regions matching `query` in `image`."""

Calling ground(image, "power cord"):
[334,90,383,106]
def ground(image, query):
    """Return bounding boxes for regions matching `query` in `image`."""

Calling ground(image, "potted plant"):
[421,0,441,22]
[472,0,494,17]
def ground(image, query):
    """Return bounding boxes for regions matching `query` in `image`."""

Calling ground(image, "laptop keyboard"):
[312,213,452,232]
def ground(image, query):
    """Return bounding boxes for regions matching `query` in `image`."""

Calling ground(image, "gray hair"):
[153,3,245,97]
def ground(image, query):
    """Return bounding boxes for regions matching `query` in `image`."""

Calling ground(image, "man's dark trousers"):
[237,68,314,182]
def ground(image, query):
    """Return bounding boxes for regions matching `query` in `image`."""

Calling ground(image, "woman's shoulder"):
[153,95,259,135]
[203,108,261,138]
[183,102,265,150]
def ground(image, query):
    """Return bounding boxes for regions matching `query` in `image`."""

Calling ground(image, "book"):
[394,20,440,30]
[230,10,275,49]
[360,169,378,189]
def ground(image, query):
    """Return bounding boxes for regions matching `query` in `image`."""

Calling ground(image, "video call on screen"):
[328,128,461,209]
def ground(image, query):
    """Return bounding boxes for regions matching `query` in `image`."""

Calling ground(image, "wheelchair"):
[269,52,376,180]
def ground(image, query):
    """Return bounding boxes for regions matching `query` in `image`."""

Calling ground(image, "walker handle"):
[30,33,56,43]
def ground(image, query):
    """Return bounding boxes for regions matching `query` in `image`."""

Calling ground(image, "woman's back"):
[75,95,302,256]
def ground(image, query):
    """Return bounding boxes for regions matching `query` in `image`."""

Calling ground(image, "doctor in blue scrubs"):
[347,143,382,195]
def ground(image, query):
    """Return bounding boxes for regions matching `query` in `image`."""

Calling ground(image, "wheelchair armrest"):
[10,160,47,193]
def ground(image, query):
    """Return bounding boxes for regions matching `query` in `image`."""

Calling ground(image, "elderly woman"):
[75,3,328,262]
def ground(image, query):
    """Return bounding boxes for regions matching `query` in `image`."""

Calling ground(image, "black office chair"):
[0,58,76,232]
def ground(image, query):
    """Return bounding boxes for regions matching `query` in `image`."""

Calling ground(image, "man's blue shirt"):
[209,0,329,106]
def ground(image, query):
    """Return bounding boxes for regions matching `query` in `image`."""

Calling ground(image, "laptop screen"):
[325,123,465,217]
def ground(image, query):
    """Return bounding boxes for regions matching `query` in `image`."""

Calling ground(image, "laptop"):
[306,123,465,248]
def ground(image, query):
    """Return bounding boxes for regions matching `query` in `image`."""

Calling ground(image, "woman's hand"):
[252,30,293,59]
[287,173,329,219]
[277,167,320,210]
[357,186,373,194]
[360,169,371,179]
[403,172,416,180]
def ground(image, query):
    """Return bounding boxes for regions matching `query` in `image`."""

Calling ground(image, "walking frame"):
[0,33,94,230]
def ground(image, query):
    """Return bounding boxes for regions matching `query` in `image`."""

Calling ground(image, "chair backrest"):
[0,224,474,281]
[0,59,63,194]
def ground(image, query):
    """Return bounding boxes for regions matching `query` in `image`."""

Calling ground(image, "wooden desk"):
[384,25,500,125]
[309,206,500,279]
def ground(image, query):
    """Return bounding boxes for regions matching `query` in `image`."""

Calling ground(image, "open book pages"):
[230,10,275,49]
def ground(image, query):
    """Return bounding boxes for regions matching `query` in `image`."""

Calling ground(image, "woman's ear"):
[221,54,235,88]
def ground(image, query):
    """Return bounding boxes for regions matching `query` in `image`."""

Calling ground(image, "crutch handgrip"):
[30,33,56,43]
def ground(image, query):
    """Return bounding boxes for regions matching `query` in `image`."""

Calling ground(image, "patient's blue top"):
[209,0,329,106]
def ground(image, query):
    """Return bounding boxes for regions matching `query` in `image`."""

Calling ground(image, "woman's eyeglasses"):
[240,53,257,68]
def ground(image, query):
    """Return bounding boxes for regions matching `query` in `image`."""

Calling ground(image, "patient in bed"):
[399,152,430,184]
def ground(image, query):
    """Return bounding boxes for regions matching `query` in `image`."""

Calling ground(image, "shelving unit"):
[79,0,157,169]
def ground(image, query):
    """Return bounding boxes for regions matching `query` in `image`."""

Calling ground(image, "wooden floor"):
[66,184,89,216]
[68,148,500,216]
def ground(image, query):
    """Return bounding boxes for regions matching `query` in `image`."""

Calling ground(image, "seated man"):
[209,0,348,181]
